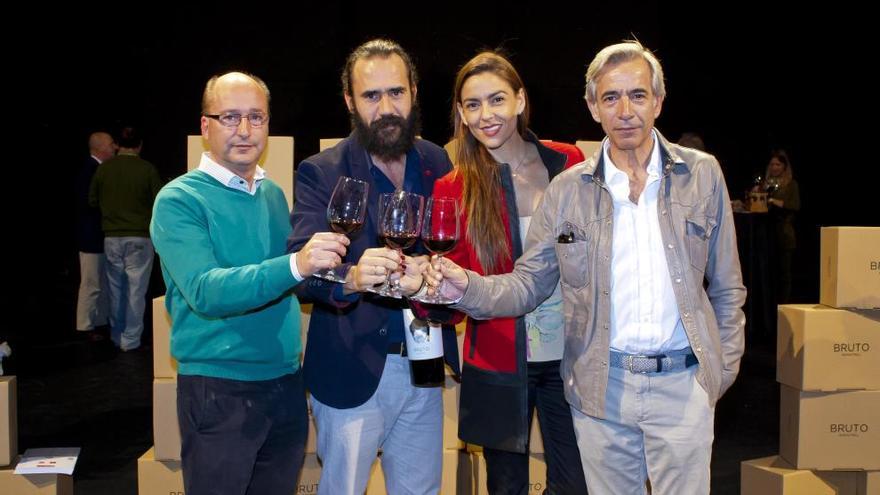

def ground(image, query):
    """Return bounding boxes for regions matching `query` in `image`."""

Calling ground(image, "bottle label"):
[402,309,443,360]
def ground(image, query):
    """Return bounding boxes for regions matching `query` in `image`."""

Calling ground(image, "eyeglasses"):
[204,112,270,127]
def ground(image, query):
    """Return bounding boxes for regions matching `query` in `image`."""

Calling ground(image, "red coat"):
[434,133,583,452]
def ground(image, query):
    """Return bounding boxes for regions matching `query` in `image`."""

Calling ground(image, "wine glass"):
[367,190,424,298]
[412,196,459,304]
[314,176,369,282]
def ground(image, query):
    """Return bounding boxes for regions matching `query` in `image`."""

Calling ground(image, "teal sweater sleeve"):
[150,182,296,318]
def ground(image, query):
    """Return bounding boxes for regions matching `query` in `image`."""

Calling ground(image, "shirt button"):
[667,244,674,249]
[603,290,609,295]
[662,210,667,215]
[379,328,387,336]
[683,312,690,318]
[675,278,682,283]
[603,324,609,329]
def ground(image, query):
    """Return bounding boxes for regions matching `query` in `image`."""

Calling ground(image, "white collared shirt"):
[603,131,689,354]
[196,152,302,281]
[197,152,266,195]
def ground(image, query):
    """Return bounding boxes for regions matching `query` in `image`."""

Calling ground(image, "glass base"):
[313,267,346,283]
[409,293,455,305]
[365,280,403,299]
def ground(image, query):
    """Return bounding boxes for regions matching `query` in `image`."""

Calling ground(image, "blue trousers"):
[483,360,587,495]
[177,371,308,495]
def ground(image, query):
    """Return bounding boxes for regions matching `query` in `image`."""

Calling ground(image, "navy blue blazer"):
[288,134,460,409]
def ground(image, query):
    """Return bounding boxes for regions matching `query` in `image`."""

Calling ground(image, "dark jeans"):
[484,360,588,495]
[177,370,308,495]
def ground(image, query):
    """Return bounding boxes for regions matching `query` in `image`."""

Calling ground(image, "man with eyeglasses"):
[150,71,350,494]
[288,39,458,494]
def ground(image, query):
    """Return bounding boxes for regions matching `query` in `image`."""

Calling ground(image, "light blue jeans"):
[571,364,714,495]
[104,236,154,351]
[311,354,442,495]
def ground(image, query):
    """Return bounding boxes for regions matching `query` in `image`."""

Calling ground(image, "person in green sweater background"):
[89,126,162,351]
[150,72,350,494]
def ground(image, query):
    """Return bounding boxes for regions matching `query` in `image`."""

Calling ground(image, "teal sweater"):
[150,170,300,381]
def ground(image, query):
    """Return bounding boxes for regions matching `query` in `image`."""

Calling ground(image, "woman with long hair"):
[434,52,587,494]
[764,149,800,302]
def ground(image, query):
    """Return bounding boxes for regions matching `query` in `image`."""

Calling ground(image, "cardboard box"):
[777,305,880,391]
[529,417,544,454]
[0,458,73,495]
[741,455,867,495]
[820,227,880,309]
[297,454,321,495]
[152,296,177,378]
[863,471,880,495]
[473,452,547,495]
[443,375,464,450]
[138,447,184,495]
[367,449,470,495]
[780,386,880,470]
[305,413,317,454]
[0,376,16,467]
[153,378,181,461]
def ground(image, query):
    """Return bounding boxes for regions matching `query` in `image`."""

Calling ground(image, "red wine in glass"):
[368,191,424,298]
[415,196,460,304]
[315,176,369,282]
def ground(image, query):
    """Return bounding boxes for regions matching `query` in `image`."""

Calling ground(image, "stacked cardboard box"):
[0,377,72,493]
[742,227,880,493]
[1,376,16,467]
[0,459,73,495]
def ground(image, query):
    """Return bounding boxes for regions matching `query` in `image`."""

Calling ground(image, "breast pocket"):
[686,215,717,272]
[555,241,590,290]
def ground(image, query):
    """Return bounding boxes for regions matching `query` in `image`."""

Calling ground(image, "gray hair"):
[584,40,665,104]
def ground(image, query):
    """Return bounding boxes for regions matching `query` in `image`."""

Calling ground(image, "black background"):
[11,3,876,331]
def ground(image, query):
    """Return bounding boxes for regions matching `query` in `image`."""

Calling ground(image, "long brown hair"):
[451,52,529,274]
[764,149,794,188]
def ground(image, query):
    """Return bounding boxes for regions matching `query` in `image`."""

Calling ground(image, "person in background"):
[677,131,705,151]
[76,131,116,339]
[764,149,800,303]
[89,126,162,351]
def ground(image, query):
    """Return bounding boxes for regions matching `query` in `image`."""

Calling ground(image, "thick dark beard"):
[351,105,421,162]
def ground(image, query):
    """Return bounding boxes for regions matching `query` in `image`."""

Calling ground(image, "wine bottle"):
[402,309,445,387]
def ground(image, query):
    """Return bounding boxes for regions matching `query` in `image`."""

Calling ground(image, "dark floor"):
[3,320,779,495]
